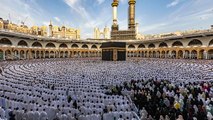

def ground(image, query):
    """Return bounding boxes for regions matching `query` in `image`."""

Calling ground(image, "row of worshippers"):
[111,79,213,120]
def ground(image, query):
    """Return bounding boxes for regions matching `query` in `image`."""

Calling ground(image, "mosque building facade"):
[0,0,213,60]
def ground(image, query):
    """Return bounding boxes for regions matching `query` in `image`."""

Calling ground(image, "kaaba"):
[101,42,126,61]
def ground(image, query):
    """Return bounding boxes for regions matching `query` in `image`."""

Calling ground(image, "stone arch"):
[91,45,98,49]
[188,39,202,47]
[18,40,28,47]
[172,41,183,47]
[50,51,55,58]
[65,51,69,58]
[208,49,213,59]
[71,44,79,48]
[141,51,144,57]
[82,44,89,49]
[31,50,35,59]
[81,51,85,57]
[46,43,56,48]
[59,43,68,48]
[60,51,64,58]
[5,50,11,60]
[13,49,19,60]
[199,49,205,59]
[171,50,176,58]
[177,50,183,59]
[45,51,50,58]
[128,44,135,49]
[209,39,213,46]
[153,51,157,58]
[184,50,190,59]
[156,51,160,58]
[159,42,168,48]
[138,44,145,48]
[40,51,44,58]
[85,51,89,57]
[149,51,153,57]
[191,50,198,59]
[130,51,134,57]
[55,51,59,58]
[148,43,155,48]
[35,51,40,59]
[0,38,12,46]
[20,50,25,59]
[32,42,42,47]
[161,51,166,58]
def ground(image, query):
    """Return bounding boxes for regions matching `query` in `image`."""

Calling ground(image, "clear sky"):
[0,0,213,39]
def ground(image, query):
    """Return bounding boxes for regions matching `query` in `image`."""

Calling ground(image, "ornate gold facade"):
[94,27,110,39]
[0,18,80,40]
[49,21,80,39]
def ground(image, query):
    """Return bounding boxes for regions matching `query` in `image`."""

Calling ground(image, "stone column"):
[189,51,192,59]
[183,51,185,59]
[204,51,208,59]
[3,50,5,60]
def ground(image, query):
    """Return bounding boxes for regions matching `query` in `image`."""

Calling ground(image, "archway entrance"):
[208,50,213,59]
[141,51,144,57]
[199,50,204,59]
[149,51,153,58]
[60,51,64,58]
[65,51,69,58]
[153,51,156,58]
[177,50,183,59]
[41,51,44,58]
[36,51,40,59]
[50,51,55,58]
[184,50,190,59]
[45,51,49,58]
[5,50,11,60]
[191,50,197,59]
[20,50,25,59]
[161,51,165,58]
[171,51,176,58]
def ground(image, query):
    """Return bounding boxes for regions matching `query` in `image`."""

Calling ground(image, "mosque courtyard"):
[0,58,212,119]
[0,0,213,119]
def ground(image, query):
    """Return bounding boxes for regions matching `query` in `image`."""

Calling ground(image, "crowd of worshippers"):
[0,58,213,120]
[109,79,213,120]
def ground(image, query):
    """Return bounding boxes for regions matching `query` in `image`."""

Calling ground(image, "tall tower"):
[61,26,66,38]
[128,0,136,30]
[135,23,139,35]
[104,26,110,39]
[49,20,53,37]
[111,0,119,31]
[94,28,100,39]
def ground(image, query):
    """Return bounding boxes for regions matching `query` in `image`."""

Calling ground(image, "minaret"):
[104,26,110,39]
[128,0,136,30]
[49,20,53,37]
[94,28,100,39]
[62,26,66,38]
[111,0,119,31]
[135,23,139,35]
